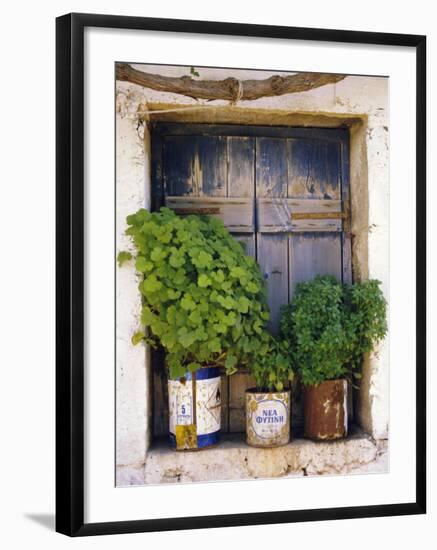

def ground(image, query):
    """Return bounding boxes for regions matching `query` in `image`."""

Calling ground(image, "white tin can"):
[246,389,291,447]
[168,367,221,450]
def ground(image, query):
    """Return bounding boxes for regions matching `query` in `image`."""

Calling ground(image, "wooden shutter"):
[151,124,351,436]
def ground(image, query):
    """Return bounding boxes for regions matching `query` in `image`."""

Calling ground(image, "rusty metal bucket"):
[168,367,221,451]
[303,379,348,441]
[246,389,291,447]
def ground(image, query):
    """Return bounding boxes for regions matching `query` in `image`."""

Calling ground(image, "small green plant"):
[118,207,270,379]
[280,275,387,386]
[249,334,294,392]
[342,279,388,372]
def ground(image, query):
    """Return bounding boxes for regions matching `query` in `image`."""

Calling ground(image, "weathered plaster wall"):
[115,66,389,481]
[116,87,152,486]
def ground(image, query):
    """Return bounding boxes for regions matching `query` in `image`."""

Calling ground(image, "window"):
[151,123,351,437]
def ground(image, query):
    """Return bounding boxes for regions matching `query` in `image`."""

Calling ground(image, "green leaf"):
[198,274,211,288]
[188,309,202,325]
[193,251,213,269]
[151,247,167,262]
[141,306,155,326]
[135,256,153,272]
[212,270,225,283]
[207,338,221,353]
[169,252,185,268]
[181,294,196,311]
[142,276,162,293]
[177,327,196,348]
[230,266,246,279]
[168,358,186,380]
[214,322,227,334]
[131,331,145,345]
[167,289,181,300]
[194,326,207,341]
[117,251,132,266]
[187,362,201,373]
[245,282,259,294]
[237,296,250,314]
[225,354,238,374]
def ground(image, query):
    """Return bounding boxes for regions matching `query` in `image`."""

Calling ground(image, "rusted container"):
[168,367,221,451]
[303,379,348,440]
[246,389,291,447]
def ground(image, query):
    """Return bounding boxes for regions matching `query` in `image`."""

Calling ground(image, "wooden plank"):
[153,122,349,142]
[162,136,198,196]
[288,219,342,232]
[287,139,341,199]
[341,139,352,284]
[341,138,353,421]
[289,233,342,299]
[257,234,288,334]
[258,198,343,232]
[162,135,228,197]
[233,234,256,258]
[228,137,256,433]
[227,137,255,197]
[259,197,342,213]
[165,196,254,232]
[197,136,227,196]
[256,137,288,197]
[151,130,164,210]
[229,372,255,433]
[256,137,289,334]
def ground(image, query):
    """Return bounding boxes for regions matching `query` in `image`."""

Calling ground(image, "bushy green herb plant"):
[280,275,387,386]
[342,279,388,371]
[249,334,294,392]
[118,207,270,379]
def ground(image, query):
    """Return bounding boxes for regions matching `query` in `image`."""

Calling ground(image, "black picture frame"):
[56,12,426,537]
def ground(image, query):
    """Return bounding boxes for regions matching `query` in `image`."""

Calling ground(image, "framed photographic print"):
[56,12,426,536]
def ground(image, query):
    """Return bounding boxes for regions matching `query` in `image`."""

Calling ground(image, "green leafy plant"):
[342,279,388,373]
[248,334,294,392]
[280,275,387,386]
[118,207,270,379]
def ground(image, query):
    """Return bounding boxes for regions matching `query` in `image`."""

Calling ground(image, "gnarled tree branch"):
[116,63,346,102]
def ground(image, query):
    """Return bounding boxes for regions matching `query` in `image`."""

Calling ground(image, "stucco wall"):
[115,66,389,482]
[116,87,152,485]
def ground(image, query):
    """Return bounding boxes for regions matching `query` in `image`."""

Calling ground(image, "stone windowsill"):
[141,425,388,485]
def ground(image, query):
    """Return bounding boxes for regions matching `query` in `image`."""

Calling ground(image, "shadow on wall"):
[24,513,55,531]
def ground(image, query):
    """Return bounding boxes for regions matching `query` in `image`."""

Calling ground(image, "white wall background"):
[0,1,434,548]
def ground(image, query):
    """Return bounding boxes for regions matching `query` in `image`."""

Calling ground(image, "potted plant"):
[245,335,294,448]
[118,207,269,450]
[280,275,387,441]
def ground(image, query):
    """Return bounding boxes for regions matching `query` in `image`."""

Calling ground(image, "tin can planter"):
[303,379,348,440]
[246,389,291,448]
[168,367,221,451]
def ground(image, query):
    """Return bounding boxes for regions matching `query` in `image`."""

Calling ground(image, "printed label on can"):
[168,376,221,436]
[195,376,221,435]
[251,399,288,439]
[168,380,193,434]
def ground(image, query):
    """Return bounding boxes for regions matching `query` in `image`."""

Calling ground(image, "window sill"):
[143,425,387,484]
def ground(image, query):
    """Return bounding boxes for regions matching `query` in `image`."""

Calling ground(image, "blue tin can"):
[168,367,221,450]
